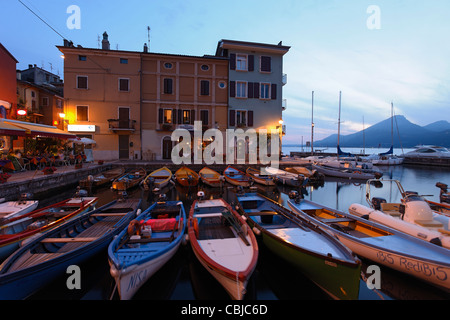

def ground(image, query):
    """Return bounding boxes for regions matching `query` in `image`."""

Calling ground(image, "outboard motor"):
[436,182,450,204]
[289,190,299,199]
[18,193,33,204]
[402,194,434,224]
[197,191,205,201]
[371,197,386,211]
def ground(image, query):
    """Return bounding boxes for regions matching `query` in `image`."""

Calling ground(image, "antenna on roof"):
[147,26,151,49]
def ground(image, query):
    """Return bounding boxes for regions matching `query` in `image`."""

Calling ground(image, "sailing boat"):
[366,103,403,166]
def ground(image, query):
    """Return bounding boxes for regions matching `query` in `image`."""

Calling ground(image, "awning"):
[0,120,27,136]
[3,120,77,139]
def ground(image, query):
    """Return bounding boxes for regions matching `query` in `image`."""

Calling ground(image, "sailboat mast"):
[391,102,394,148]
[337,91,342,159]
[311,91,314,156]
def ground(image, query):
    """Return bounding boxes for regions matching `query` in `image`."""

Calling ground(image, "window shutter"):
[178,109,182,124]
[271,84,277,100]
[229,53,236,70]
[158,109,163,124]
[172,108,177,124]
[200,80,209,96]
[248,111,254,127]
[248,55,254,71]
[230,81,236,97]
[248,82,254,99]
[229,110,236,126]
[253,82,259,99]
[190,110,195,124]
[261,56,272,72]
[201,110,209,125]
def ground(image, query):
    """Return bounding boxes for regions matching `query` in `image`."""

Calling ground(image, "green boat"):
[235,193,361,300]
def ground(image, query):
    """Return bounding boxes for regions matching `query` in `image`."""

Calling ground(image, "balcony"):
[282,99,287,111]
[282,73,288,86]
[108,119,136,133]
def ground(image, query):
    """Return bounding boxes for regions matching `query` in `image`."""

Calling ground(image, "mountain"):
[314,116,450,148]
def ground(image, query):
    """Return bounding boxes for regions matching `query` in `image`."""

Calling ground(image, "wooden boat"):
[199,167,222,188]
[0,198,141,300]
[174,166,199,187]
[141,167,172,190]
[79,167,125,189]
[0,196,98,261]
[236,193,361,300]
[287,194,450,293]
[109,200,186,300]
[264,166,308,187]
[111,168,146,191]
[0,195,39,222]
[349,179,450,249]
[285,166,325,183]
[312,163,377,180]
[223,166,252,187]
[188,196,258,300]
[246,167,275,186]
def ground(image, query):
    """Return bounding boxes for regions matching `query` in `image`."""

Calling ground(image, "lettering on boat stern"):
[127,269,148,292]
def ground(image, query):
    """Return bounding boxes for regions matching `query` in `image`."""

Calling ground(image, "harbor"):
[0,156,449,301]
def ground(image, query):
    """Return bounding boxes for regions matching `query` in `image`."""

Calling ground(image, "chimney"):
[28,64,33,69]
[143,43,148,53]
[102,31,110,50]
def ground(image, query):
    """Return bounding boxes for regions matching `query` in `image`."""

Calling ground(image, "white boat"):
[287,193,450,293]
[188,196,258,300]
[264,166,308,187]
[349,179,450,249]
[0,195,38,222]
[312,164,378,180]
[404,145,450,159]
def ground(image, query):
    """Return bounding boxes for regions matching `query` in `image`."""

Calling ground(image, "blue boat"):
[108,200,186,300]
[0,198,141,300]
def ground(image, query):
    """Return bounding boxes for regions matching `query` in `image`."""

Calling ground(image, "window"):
[78,55,87,61]
[200,110,209,126]
[236,110,247,126]
[77,106,89,121]
[120,58,128,64]
[236,81,247,98]
[200,80,210,96]
[164,62,173,69]
[31,91,35,98]
[201,64,209,71]
[183,110,191,124]
[42,97,49,106]
[236,54,247,71]
[119,78,130,92]
[260,56,272,72]
[163,78,173,94]
[77,76,88,89]
[163,109,173,124]
[218,81,227,89]
[260,83,271,99]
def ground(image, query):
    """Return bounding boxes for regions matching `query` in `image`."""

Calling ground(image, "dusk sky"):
[2,0,449,144]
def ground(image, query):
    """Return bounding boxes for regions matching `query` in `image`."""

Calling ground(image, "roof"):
[0,43,18,63]
[216,39,291,56]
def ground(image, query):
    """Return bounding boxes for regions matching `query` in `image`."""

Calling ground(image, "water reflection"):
[28,165,450,300]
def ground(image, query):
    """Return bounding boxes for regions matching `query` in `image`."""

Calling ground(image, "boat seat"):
[415,220,444,228]
[321,217,354,224]
[439,228,450,235]
[194,213,223,218]
[41,237,97,243]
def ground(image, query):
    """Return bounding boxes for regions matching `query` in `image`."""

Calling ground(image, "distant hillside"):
[314,116,450,148]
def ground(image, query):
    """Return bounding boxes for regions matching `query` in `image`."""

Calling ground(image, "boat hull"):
[312,164,375,180]
[175,167,199,187]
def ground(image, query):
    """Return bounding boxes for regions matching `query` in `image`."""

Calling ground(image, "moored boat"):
[141,167,172,190]
[246,167,275,186]
[264,166,308,187]
[188,195,258,300]
[112,168,146,191]
[79,167,125,189]
[174,166,199,187]
[0,195,98,261]
[284,166,325,183]
[0,194,38,222]
[349,179,450,249]
[0,198,141,299]
[223,166,252,187]
[108,199,186,300]
[236,193,361,300]
[312,163,378,180]
[199,167,222,188]
[288,193,450,293]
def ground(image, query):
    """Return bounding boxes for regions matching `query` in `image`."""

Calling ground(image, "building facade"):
[0,43,18,119]
[58,35,289,161]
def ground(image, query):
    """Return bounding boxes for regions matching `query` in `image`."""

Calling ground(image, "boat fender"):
[193,218,199,237]
[135,209,141,217]
[252,227,261,236]
[430,237,443,247]
[128,220,142,236]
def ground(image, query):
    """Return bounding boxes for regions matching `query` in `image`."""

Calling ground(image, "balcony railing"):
[282,73,288,86]
[108,119,136,132]
[282,99,287,111]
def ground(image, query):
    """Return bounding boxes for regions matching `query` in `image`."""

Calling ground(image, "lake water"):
[27,163,450,301]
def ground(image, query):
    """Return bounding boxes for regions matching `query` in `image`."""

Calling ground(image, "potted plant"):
[0,173,11,184]
[42,167,57,175]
